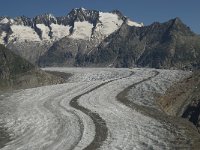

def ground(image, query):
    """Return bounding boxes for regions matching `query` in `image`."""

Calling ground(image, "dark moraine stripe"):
[0,126,11,148]
[117,70,159,110]
[70,71,134,150]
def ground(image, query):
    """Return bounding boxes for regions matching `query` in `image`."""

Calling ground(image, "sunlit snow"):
[97,12,123,36]
[9,25,41,42]
[70,21,93,40]
[50,23,70,40]
[36,24,51,41]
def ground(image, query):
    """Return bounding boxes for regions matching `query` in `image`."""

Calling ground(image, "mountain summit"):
[0,8,143,63]
[39,17,200,70]
[1,8,199,70]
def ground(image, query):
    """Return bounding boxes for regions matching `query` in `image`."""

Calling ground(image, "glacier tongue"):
[0,68,194,150]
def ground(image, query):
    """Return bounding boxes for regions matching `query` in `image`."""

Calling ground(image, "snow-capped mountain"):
[38,17,200,70]
[0,8,143,63]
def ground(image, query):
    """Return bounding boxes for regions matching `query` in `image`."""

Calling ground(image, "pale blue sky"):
[0,0,199,34]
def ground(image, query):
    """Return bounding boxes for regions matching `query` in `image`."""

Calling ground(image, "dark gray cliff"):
[38,17,200,70]
[87,18,200,69]
[0,8,128,64]
[0,45,64,90]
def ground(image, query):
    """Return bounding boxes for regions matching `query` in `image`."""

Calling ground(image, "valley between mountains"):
[1,8,200,70]
[0,7,200,150]
[0,68,200,150]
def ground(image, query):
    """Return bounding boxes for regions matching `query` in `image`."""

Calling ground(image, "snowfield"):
[70,21,93,40]
[9,25,41,42]
[0,10,143,45]
[0,68,193,150]
[50,24,71,40]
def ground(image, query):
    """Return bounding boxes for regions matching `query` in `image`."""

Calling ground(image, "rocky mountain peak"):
[167,17,194,36]
[14,16,32,26]
[66,7,100,24]
[73,7,88,12]
[33,13,57,26]
[173,17,182,24]
[111,10,126,21]
[0,17,10,24]
[0,8,144,64]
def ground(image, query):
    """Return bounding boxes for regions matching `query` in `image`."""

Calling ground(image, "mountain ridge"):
[1,8,199,70]
[0,44,64,90]
[0,8,143,64]
[38,16,200,70]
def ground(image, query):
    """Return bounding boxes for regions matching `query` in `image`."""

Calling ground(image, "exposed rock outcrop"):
[85,18,200,69]
[0,44,65,91]
[0,8,142,64]
[38,17,200,70]
[157,71,200,132]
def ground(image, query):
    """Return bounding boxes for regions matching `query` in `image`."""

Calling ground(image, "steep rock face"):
[38,17,200,70]
[85,18,200,69]
[38,37,99,67]
[158,71,200,132]
[0,8,142,64]
[0,45,34,79]
[2,9,199,70]
[0,45,64,90]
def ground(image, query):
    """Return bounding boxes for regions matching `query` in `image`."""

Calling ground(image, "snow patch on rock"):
[97,12,123,36]
[0,18,9,24]
[70,21,93,40]
[9,25,41,42]
[50,23,70,40]
[126,19,144,27]
[0,32,7,44]
[36,24,51,41]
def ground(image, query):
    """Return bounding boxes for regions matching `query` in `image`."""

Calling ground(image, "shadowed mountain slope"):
[0,44,64,90]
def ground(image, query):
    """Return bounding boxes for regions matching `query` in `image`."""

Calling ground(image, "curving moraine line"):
[70,71,134,150]
[0,126,11,149]
[117,70,159,110]
[43,94,84,150]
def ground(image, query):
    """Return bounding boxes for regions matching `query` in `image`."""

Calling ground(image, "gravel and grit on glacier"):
[0,67,196,149]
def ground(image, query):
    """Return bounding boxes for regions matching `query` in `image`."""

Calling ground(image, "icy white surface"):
[50,23,70,40]
[128,69,191,108]
[0,68,192,150]
[78,68,191,149]
[70,21,93,40]
[0,82,99,150]
[42,67,131,82]
[0,32,6,44]
[36,24,51,41]
[97,12,123,36]
[126,19,143,27]
[9,25,41,42]
[0,10,144,52]
[0,18,9,24]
